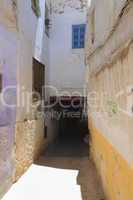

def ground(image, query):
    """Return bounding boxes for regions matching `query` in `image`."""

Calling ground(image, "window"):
[72,24,86,49]
[31,0,40,17]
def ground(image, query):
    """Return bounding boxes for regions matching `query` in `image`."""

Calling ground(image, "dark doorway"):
[44,96,89,157]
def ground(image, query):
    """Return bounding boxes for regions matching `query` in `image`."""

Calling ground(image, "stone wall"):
[0,126,14,199]
[14,119,45,182]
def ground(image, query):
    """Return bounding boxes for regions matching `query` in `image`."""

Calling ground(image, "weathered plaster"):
[86,1,133,199]
[87,42,133,165]
[51,0,87,14]
[0,0,17,30]
[86,0,133,75]
[0,15,17,198]
[0,126,14,199]
[48,0,87,97]
[85,0,129,64]
[0,0,45,198]
[14,119,45,181]
[89,118,133,200]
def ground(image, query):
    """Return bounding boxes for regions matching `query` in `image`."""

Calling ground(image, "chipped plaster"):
[50,0,87,14]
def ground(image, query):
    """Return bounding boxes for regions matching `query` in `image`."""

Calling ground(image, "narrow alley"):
[2,140,104,200]
[2,90,105,200]
[2,159,104,200]
[1,0,133,200]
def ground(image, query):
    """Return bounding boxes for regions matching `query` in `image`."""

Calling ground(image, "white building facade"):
[45,0,87,99]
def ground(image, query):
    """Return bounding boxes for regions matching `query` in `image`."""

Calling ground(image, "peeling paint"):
[51,0,87,14]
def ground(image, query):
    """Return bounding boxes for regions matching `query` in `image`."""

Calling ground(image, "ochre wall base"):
[89,118,133,200]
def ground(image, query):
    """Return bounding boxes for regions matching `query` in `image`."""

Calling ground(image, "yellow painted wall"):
[86,2,133,199]
[89,118,133,200]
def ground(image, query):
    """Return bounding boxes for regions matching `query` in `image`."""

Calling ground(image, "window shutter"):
[72,24,86,49]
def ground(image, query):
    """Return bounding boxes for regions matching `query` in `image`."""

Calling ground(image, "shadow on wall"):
[43,96,90,158]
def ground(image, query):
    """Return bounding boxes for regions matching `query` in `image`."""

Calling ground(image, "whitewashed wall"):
[0,0,17,29]
[86,0,133,165]
[41,0,50,91]
[47,0,87,97]
[0,1,17,196]
[16,0,38,121]
[86,0,127,57]
[35,0,46,64]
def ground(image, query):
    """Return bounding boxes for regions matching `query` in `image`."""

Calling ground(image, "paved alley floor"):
[44,138,89,157]
[2,156,104,200]
[2,136,104,200]
[37,156,105,200]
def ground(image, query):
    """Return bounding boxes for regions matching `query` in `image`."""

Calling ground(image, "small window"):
[72,24,86,49]
[31,0,40,17]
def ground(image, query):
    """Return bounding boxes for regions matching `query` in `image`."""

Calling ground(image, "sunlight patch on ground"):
[2,164,82,200]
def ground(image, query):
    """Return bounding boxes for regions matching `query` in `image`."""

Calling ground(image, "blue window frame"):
[72,24,86,49]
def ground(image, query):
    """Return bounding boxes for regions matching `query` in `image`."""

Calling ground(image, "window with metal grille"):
[72,24,86,49]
